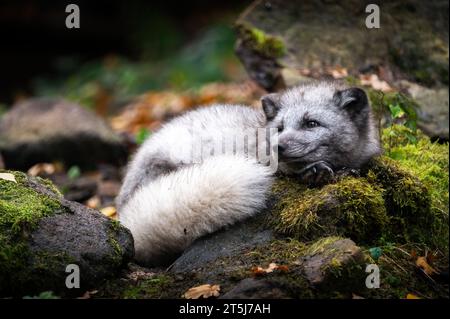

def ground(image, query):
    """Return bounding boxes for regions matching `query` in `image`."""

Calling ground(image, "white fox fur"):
[117,104,275,266]
[120,154,273,265]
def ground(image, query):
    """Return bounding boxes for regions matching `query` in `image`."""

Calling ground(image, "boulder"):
[0,170,134,297]
[0,98,128,170]
[235,0,449,91]
[298,237,366,290]
[399,81,449,141]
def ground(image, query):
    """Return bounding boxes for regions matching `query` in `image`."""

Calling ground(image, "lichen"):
[236,22,286,58]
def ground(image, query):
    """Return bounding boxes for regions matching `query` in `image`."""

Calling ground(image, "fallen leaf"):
[0,173,16,183]
[86,196,101,209]
[359,74,393,92]
[183,284,220,299]
[416,256,437,276]
[426,251,438,265]
[76,290,98,299]
[27,163,56,176]
[406,293,421,299]
[352,293,365,299]
[328,66,348,79]
[100,206,117,219]
[251,262,288,276]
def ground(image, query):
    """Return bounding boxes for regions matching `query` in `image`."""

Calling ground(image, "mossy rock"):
[0,170,134,297]
[235,0,448,90]
[270,157,439,246]
[270,175,388,244]
[97,236,369,299]
[366,157,433,243]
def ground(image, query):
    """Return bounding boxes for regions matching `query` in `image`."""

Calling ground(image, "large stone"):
[0,170,134,297]
[298,237,367,290]
[171,210,274,273]
[399,81,449,140]
[235,0,449,91]
[0,98,128,170]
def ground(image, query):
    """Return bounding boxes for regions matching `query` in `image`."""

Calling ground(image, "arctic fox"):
[117,82,381,266]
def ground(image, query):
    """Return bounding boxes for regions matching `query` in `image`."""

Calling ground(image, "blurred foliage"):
[23,290,60,299]
[67,165,81,181]
[135,128,151,145]
[32,24,244,109]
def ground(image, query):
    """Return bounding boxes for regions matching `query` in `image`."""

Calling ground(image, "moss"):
[270,176,388,243]
[35,176,62,197]
[303,236,344,256]
[106,224,124,268]
[380,125,449,250]
[236,22,286,58]
[122,275,174,299]
[0,170,67,296]
[0,170,62,234]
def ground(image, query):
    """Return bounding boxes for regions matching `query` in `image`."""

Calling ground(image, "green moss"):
[107,224,124,268]
[0,170,62,234]
[271,176,388,243]
[122,275,173,299]
[379,125,449,249]
[236,23,286,58]
[303,236,344,256]
[35,176,62,197]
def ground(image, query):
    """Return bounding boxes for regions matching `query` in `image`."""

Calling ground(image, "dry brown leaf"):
[0,173,16,183]
[77,290,98,299]
[100,206,117,219]
[359,74,393,92]
[416,256,437,276]
[86,196,101,209]
[183,284,220,299]
[426,251,438,265]
[28,163,56,176]
[251,262,288,276]
[328,66,348,79]
[406,293,421,299]
[352,293,365,299]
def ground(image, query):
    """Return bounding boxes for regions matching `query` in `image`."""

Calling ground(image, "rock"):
[0,170,134,297]
[0,98,128,170]
[235,0,449,91]
[400,81,449,141]
[220,278,289,299]
[298,237,366,290]
[171,210,274,273]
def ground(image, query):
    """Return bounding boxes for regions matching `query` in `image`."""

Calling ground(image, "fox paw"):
[297,161,334,187]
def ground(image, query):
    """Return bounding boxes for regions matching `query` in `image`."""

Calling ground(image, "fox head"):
[262,82,381,170]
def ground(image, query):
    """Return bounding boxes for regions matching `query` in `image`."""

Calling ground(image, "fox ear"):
[334,87,369,111]
[261,93,281,121]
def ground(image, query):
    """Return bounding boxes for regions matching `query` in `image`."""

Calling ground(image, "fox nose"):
[277,143,286,155]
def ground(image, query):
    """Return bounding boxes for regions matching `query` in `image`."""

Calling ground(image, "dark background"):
[0,0,250,103]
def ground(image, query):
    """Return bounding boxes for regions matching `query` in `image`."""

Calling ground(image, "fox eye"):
[305,120,320,128]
